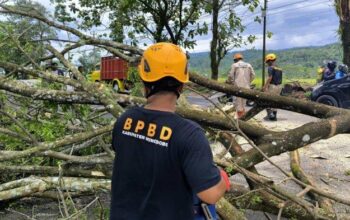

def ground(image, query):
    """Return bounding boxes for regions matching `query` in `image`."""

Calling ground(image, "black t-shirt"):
[110,107,220,220]
[268,66,283,85]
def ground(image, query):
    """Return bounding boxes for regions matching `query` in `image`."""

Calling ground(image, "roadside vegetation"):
[191,43,343,82]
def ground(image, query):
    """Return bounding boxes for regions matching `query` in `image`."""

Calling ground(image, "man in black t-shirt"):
[263,53,283,121]
[110,43,230,220]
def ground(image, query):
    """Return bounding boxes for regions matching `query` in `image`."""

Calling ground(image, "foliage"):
[127,67,141,83]
[250,195,262,205]
[0,86,109,169]
[78,48,102,75]
[190,43,343,80]
[127,67,143,97]
[51,0,208,48]
[206,0,259,80]
[0,0,55,69]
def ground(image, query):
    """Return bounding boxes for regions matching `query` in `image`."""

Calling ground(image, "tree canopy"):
[0,0,55,69]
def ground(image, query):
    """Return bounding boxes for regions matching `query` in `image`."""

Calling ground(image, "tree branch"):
[0,124,113,162]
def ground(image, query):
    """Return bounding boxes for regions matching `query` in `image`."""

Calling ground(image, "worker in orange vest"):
[228,53,256,119]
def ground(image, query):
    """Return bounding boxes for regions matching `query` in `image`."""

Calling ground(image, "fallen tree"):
[0,3,350,219]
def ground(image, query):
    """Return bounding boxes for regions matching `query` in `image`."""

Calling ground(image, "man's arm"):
[197,169,229,204]
[227,64,236,84]
[181,128,229,204]
[263,67,273,91]
[263,76,272,91]
[249,64,256,82]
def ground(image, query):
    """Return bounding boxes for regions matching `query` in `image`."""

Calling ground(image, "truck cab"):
[89,64,101,82]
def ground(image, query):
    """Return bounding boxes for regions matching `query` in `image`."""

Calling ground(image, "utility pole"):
[262,0,267,88]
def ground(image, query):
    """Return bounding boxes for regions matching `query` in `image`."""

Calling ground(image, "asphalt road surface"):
[188,94,350,218]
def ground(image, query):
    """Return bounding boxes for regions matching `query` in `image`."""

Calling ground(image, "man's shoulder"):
[273,66,283,71]
[118,106,139,117]
[269,66,282,71]
[183,118,202,130]
[245,62,254,69]
[236,61,250,68]
[116,107,193,126]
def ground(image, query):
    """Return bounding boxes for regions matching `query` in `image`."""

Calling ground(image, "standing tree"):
[0,0,55,68]
[207,0,259,80]
[335,0,350,66]
[52,0,208,49]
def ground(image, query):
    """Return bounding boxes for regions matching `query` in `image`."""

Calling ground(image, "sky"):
[29,0,340,53]
[192,0,339,52]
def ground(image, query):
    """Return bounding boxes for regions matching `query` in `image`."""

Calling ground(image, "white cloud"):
[189,38,211,53]
[34,0,55,12]
[13,0,341,54]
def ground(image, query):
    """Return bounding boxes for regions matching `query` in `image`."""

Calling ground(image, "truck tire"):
[316,95,338,107]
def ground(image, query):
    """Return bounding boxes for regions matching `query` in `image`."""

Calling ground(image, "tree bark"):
[341,19,350,66]
[210,0,220,80]
[336,0,350,66]
[190,72,347,118]
[290,150,336,217]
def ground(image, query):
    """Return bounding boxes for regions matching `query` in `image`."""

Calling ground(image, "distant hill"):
[189,43,343,79]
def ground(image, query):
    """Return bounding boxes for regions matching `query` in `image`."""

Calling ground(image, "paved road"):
[188,94,350,218]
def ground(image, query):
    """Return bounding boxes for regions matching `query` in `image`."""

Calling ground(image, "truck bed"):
[100,56,128,80]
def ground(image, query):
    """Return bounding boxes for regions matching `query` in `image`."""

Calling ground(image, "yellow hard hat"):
[265,53,277,63]
[233,53,243,60]
[138,42,189,83]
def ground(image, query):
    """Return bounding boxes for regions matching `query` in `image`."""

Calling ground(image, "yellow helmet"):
[265,53,277,63]
[138,42,189,83]
[233,53,243,60]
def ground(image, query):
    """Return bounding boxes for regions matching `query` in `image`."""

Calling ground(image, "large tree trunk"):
[210,0,220,80]
[336,0,350,66]
[341,19,350,66]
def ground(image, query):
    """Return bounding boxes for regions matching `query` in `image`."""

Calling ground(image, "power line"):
[268,0,332,16]
[242,8,336,30]
[241,0,332,19]
[211,0,333,26]
[269,0,315,11]
[252,29,338,40]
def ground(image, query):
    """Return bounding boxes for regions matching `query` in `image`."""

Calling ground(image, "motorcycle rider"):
[323,61,337,81]
[335,64,348,79]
